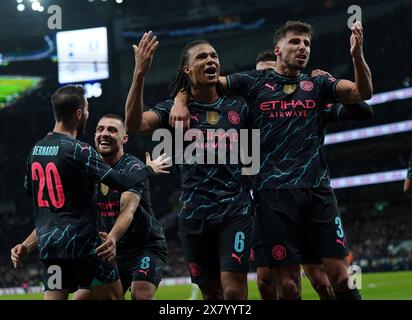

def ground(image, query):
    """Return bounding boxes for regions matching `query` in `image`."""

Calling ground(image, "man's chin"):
[98,149,114,156]
[296,62,307,70]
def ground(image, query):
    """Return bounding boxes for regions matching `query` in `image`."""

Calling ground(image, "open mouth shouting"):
[296,53,307,63]
[204,65,217,80]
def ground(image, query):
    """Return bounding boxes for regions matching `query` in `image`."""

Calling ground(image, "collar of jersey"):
[189,96,223,107]
[50,131,74,139]
[112,153,127,169]
[270,70,304,82]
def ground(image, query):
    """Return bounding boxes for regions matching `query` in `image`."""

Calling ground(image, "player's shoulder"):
[71,137,92,150]
[229,69,263,80]
[152,99,174,110]
[36,132,77,149]
[221,94,248,107]
[310,73,338,85]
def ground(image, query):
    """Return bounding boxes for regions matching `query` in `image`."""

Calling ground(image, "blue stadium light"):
[325,120,412,145]
[367,86,412,106]
[331,169,407,189]
[17,3,25,11]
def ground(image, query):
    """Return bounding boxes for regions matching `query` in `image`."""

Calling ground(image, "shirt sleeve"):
[323,101,373,125]
[408,153,412,179]
[226,70,260,97]
[71,142,154,192]
[125,160,146,197]
[149,100,174,128]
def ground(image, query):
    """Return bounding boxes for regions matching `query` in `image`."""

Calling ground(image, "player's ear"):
[274,46,281,57]
[122,134,129,144]
[183,64,190,75]
[75,108,82,120]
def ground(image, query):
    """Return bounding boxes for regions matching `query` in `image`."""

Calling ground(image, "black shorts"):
[116,247,167,292]
[250,214,269,268]
[179,213,252,285]
[254,186,349,267]
[41,255,119,292]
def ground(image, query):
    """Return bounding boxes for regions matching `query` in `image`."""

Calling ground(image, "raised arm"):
[336,21,373,103]
[125,31,161,135]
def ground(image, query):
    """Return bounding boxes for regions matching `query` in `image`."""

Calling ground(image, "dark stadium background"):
[0,0,411,295]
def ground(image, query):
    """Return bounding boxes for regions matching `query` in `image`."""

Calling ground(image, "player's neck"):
[102,151,124,167]
[274,62,301,77]
[190,86,218,104]
[53,123,78,139]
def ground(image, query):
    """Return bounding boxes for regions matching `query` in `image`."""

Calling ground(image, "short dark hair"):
[100,113,126,129]
[256,50,277,64]
[273,21,313,47]
[51,85,85,122]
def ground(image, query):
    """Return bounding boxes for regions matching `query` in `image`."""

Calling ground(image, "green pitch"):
[1,271,411,300]
[0,76,41,109]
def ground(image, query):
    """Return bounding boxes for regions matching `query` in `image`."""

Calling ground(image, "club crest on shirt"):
[283,84,296,94]
[206,111,219,125]
[228,110,240,125]
[300,80,314,91]
[100,183,109,196]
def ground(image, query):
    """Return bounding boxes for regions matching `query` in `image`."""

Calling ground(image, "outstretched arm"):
[336,21,373,103]
[125,31,161,134]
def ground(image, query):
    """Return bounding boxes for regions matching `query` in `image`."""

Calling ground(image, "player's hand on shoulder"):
[96,232,116,262]
[169,104,191,129]
[169,90,191,129]
[133,30,159,76]
[10,243,29,268]
[145,152,172,175]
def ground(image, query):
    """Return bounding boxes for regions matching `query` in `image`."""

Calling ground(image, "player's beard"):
[284,55,306,72]
[98,143,119,157]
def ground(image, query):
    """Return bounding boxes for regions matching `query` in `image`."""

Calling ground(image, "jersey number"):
[31,162,65,209]
[234,231,245,253]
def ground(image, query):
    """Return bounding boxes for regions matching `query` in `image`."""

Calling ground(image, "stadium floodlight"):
[38,6,44,12]
[367,86,412,106]
[325,120,412,145]
[331,169,407,189]
[17,3,25,11]
[115,0,124,3]
[16,0,23,3]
